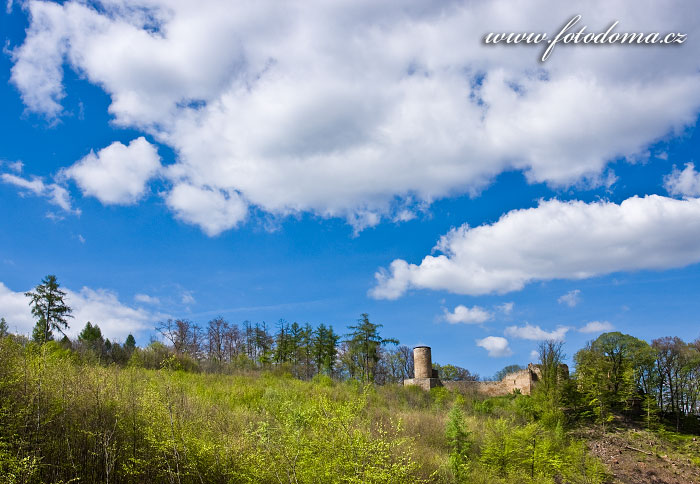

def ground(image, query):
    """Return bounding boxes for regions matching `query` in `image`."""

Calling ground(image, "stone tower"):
[403,346,441,390]
[413,346,432,378]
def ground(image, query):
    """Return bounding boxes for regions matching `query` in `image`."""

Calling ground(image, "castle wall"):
[442,367,535,395]
[403,345,569,397]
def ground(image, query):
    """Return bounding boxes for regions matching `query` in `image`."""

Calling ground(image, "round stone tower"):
[413,346,432,379]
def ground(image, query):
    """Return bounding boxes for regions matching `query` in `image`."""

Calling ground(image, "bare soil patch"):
[580,427,700,484]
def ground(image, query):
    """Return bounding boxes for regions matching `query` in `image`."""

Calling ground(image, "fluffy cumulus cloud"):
[0,281,157,341]
[476,336,512,357]
[504,323,569,342]
[166,184,247,236]
[665,163,700,197]
[64,137,161,205]
[371,195,700,298]
[443,304,492,324]
[10,0,700,234]
[558,289,582,308]
[578,320,614,333]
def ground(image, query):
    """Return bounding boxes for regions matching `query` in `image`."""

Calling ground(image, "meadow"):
[0,336,610,484]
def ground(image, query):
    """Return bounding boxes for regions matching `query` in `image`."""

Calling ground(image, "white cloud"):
[1,172,79,214]
[578,320,613,334]
[134,293,160,305]
[10,1,700,234]
[529,350,539,360]
[180,290,195,305]
[4,161,23,173]
[558,289,581,308]
[0,282,33,334]
[69,287,155,340]
[497,302,514,314]
[0,281,157,341]
[371,195,700,298]
[505,323,569,342]
[476,336,512,358]
[443,304,492,324]
[166,183,247,236]
[64,137,161,205]
[665,163,700,197]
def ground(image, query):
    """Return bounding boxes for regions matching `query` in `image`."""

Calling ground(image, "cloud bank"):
[371,195,700,298]
[10,0,700,234]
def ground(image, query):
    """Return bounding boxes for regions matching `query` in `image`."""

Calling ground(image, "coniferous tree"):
[25,274,72,344]
[313,324,339,377]
[345,313,398,384]
[274,319,292,365]
[0,317,8,338]
[78,321,105,356]
[125,333,136,352]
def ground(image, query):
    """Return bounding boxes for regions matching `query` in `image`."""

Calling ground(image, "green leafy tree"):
[25,275,72,344]
[574,332,650,429]
[434,363,479,381]
[0,317,8,338]
[590,332,645,398]
[534,340,566,428]
[574,342,614,428]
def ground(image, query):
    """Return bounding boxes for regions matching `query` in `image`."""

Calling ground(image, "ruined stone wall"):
[402,377,441,391]
[443,367,535,396]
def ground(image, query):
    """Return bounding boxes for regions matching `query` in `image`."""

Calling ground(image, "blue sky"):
[2,0,700,377]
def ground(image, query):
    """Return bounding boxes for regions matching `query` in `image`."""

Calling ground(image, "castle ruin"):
[403,345,567,396]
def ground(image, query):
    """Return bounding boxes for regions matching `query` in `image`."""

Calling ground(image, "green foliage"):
[476,418,606,483]
[445,404,471,481]
[574,332,654,429]
[344,313,398,383]
[124,334,136,351]
[0,317,8,338]
[434,363,478,382]
[0,342,428,484]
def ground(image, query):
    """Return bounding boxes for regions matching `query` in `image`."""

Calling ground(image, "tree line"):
[10,274,700,432]
[574,331,700,431]
[14,275,423,384]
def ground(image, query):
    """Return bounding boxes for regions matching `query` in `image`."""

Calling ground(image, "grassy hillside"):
[0,337,614,484]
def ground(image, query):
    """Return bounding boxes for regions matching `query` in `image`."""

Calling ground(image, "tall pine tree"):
[25,275,72,344]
